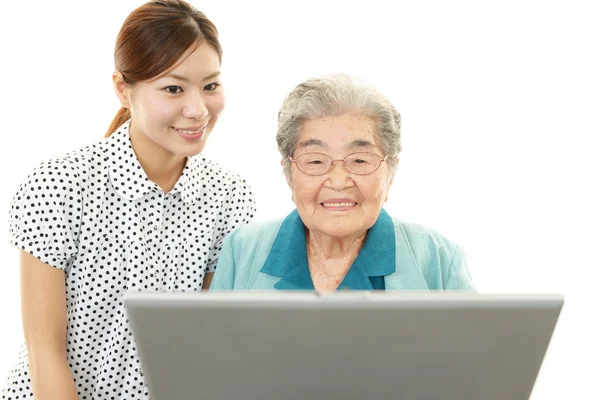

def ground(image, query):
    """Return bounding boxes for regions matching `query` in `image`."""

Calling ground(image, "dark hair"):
[105,0,222,137]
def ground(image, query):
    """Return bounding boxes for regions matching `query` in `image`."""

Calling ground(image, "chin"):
[177,142,208,158]
[318,225,361,239]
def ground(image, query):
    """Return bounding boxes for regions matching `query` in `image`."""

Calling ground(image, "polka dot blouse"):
[1,121,256,399]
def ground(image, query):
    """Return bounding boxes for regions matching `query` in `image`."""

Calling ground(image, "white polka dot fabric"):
[1,121,256,399]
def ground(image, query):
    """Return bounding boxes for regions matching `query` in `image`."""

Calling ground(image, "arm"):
[444,245,475,291]
[20,251,79,400]
[201,272,214,290]
[10,159,84,399]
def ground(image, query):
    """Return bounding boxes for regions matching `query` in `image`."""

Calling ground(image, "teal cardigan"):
[211,209,474,291]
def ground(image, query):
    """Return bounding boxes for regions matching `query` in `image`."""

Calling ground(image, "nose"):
[182,92,209,120]
[325,160,354,190]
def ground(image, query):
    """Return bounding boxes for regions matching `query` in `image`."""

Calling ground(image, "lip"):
[173,125,207,141]
[174,125,205,132]
[320,198,357,211]
[322,198,357,204]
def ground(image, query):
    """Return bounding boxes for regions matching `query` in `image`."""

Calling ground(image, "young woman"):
[1,1,255,399]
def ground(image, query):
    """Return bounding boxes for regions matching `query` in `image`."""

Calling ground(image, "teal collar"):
[260,209,396,290]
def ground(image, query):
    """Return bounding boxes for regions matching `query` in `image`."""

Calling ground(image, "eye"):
[349,157,371,165]
[164,86,183,94]
[204,82,221,91]
[295,153,330,168]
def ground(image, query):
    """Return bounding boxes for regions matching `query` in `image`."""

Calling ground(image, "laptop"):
[123,291,563,400]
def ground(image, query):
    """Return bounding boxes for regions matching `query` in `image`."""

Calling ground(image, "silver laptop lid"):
[124,291,563,400]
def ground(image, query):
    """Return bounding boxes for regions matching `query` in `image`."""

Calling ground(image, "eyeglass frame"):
[289,152,389,176]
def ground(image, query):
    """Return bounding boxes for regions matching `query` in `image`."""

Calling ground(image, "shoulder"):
[212,217,286,290]
[197,157,253,189]
[190,158,256,223]
[9,140,107,231]
[15,139,105,194]
[221,217,286,269]
[226,217,285,250]
[192,157,255,206]
[390,218,463,274]
[386,217,473,290]
[391,218,460,255]
[8,141,106,266]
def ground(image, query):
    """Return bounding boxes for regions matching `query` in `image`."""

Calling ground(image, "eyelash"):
[164,86,183,94]
[162,82,221,94]
[204,82,221,91]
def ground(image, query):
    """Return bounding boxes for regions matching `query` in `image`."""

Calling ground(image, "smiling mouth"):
[321,202,357,207]
[173,126,206,135]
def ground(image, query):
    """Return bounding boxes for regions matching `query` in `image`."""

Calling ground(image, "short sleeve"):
[9,159,83,270]
[205,176,256,273]
[444,245,475,291]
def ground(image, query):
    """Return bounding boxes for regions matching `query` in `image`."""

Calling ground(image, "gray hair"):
[276,73,402,184]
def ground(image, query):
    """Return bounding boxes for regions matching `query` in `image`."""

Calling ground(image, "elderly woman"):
[210,73,473,292]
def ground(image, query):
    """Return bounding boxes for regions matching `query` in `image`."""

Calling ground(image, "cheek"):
[136,96,175,125]
[208,93,225,117]
[291,176,321,204]
[360,178,390,206]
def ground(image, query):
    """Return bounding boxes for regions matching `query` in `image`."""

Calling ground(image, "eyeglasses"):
[290,152,389,176]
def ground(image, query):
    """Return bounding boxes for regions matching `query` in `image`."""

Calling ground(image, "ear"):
[113,71,131,109]
[282,159,297,201]
[384,174,395,203]
[282,158,293,188]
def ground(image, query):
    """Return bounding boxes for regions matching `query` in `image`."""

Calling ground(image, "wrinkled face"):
[290,113,393,239]
[115,41,224,158]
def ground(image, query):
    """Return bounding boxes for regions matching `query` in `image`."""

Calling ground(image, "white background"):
[1,0,598,398]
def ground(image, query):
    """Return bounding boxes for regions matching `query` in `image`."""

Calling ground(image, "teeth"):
[322,202,355,207]
[176,127,203,135]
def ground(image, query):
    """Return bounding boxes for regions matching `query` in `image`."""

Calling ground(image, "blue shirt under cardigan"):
[210,209,474,291]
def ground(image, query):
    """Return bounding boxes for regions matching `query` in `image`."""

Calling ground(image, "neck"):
[129,125,187,194]
[307,229,367,258]
[306,229,366,276]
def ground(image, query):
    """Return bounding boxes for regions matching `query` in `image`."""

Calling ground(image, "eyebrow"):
[297,138,376,150]
[296,139,329,149]
[346,139,376,149]
[163,71,221,82]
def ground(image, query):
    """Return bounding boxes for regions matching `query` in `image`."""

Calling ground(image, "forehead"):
[171,42,220,73]
[298,114,377,150]
[148,41,221,83]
